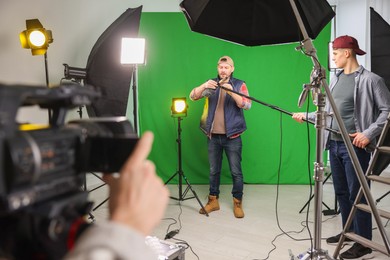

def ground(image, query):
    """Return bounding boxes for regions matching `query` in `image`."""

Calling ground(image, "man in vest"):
[189,56,251,218]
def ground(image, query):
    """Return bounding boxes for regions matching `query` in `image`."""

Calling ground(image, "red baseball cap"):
[332,35,366,56]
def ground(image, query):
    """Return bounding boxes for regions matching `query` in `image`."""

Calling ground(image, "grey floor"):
[87,171,390,260]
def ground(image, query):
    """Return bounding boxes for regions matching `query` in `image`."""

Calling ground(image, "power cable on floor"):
[254,99,315,260]
[162,200,199,259]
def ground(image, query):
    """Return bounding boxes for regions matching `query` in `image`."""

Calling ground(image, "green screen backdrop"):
[134,13,331,185]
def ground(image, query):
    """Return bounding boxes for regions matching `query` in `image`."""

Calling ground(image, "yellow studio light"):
[29,30,46,47]
[171,97,188,118]
[20,19,53,56]
[174,100,186,113]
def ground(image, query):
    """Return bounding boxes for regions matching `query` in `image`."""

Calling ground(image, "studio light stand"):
[20,18,53,120]
[121,37,146,135]
[211,1,369,259]
[62,64,107,219]
[131,65,138,134]
[165,98,208,216]
[289,0,375,259]
[288,0,332,258]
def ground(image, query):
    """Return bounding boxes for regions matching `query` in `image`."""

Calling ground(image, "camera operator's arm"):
[64,132,169,260]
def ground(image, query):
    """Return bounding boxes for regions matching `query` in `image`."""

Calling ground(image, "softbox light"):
[85,7,142,117]
[180,0,335,46]
[370,7,390,176]
[371,7,390,91]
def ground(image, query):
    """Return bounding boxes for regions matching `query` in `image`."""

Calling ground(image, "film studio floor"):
[86,170,390,260]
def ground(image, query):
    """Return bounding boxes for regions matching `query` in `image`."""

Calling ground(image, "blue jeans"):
[329,140,372,240]
[207,134,243,200]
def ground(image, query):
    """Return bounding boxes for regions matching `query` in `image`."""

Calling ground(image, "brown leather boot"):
[199,195,220,214]
[233,197,244,218]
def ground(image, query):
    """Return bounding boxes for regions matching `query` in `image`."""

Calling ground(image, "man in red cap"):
[293,35,390,259]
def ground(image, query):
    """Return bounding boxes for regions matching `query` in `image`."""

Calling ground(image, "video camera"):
[0,83,138,259]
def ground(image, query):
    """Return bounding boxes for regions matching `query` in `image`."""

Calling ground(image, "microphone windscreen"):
[202,88,216,97]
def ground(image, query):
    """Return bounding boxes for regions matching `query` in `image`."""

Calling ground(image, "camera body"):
[0,83,138,259]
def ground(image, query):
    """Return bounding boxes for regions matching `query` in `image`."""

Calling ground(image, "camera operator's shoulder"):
[64,221,157,260]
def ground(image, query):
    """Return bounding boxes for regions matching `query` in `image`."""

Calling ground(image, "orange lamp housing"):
[20,19,53,55]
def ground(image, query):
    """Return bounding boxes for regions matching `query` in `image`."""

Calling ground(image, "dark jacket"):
[200,77,247,138]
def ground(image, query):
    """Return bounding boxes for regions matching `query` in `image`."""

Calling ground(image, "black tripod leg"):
[77,110,108,218]
[299,173,335,214]
[166,116,208,216]
[83,173,96,221]
[92,197,110,211]
[88,212,95,221]
[86,173,108,213]
[89,183,106,192]
[299,194,314,213]
[298,194,331,213]
[376,190,390,203]
[165,172,178,185]
[182,174,209,217]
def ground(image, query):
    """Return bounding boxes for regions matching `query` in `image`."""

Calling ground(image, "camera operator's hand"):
[102,131,169,236]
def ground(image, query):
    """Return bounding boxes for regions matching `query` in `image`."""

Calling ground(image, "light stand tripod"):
[218,73,330,259]
[299,172,338,216]
[376,190,390,203]
[288,0,376,259]
[76,95,108,218]
[287,1,332,258]
[62,64,109,218]
[131,65,138,135]
[165,116,208,216]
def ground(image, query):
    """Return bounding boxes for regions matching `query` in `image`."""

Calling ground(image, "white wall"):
[0,1,180,85]
[370,0,390,23]
[331,0,369,67]
[0,0,181,124]
[330,0,390,69]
